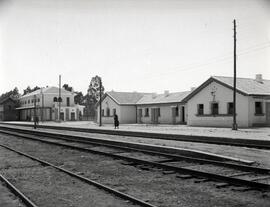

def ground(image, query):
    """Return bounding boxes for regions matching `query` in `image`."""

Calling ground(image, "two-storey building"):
[17,86,84,121]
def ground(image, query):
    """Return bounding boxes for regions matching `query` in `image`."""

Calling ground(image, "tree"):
[23,86,40,95]
[87,75,105,103]
[74,92,84,105]
[84,75,105,118]
[62,84,73,92]
[0,87,21,107]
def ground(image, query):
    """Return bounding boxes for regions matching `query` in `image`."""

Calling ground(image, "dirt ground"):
[0,133,269,207]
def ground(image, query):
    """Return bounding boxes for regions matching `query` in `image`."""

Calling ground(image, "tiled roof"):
[21,86,73,98]
[106,91,148,105]
[136,91,191,105]
[213,76,270,95]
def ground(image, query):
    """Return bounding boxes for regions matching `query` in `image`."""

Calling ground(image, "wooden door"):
[151,108,158,124]
[181,106,185,123]
[172,107,176,124]
[266,102,270,125]
[138,109,142,123]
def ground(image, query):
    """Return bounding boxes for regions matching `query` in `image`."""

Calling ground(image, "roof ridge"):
[213,75,270,81]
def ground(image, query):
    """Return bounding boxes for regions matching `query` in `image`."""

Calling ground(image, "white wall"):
[137,103,186,124]
[120,105,137,123]
[97,95,121,124]
[187,81,250,127]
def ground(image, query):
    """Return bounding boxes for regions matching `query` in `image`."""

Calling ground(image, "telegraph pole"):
[99,78,102,126]
[34,95,37,129]
[59,75,61,122]
[232,19,238,130]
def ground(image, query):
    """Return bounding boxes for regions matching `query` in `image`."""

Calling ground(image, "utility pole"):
[34,94,37,129]
[59,75,61,122]
[99,78,102,127]
[232,19,238,130]
[40,88,44,122]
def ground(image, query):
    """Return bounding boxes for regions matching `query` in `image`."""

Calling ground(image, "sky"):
[0,0,270,95]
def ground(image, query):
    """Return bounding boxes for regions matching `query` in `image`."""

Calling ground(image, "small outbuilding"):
[0,96,18,121]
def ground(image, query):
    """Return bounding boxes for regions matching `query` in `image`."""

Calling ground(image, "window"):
[25,101,27,104]
[157,108,161,117]
[175,107,179,116]
[8,105,12,111]
[113,108,116,115]
[211,103,219,115]
[228,102,234,115]
[197,104,204,115]
[145,108,149,117]
[67,97,70,106]
[255,102,263,114]
[106,108,110,116]
[37,98,40,102]
[28,100,30,104]
[53,97,58,102]
[101,109,104,116]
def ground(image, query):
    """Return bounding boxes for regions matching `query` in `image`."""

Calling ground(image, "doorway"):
[151,108,159,124]
[181,106,185,123]
[266,102,270,125]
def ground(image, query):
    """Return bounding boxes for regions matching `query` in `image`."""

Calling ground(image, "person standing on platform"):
[114,113,119,129]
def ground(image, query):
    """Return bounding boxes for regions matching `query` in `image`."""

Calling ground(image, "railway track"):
[0,127,269,192]
[1,123,269,149]
[0,173,36,207]
[0,142,157,207]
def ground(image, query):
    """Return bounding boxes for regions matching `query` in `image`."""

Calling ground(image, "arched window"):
[58,97,62,102]
[53,97,58,102]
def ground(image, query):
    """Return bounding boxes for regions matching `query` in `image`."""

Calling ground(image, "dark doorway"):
[181,106,185,123]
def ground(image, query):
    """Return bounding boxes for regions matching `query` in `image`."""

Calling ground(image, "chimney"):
[164,90,169,97]
[190,87,196,91]
[255,74,263,83]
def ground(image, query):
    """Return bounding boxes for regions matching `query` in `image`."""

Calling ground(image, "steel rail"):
[0,130,269,190]
[0,173,38,207]
[1,128,269,174]
[0,144,157,207]
[1,123,270,149]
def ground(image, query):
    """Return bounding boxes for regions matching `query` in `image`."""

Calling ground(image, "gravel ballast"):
[0,133,269,207]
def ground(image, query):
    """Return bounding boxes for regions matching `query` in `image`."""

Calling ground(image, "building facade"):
[96,91,146,124]
[17,86,84,121]
[136,91,190,124]
[183,75,270,127]
[96,91,190,125]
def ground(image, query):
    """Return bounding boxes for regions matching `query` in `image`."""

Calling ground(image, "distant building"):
[183,74,270,127]
[17,86,84,121]
[96,90,191,125]
[0,96,18,121]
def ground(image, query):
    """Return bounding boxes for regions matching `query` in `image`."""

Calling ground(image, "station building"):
[97,74,270,128]
[17,86,84,121]
[96,90,191,125]
[96,91,147,124]
[183,75,270,127]
[136,91,190,124]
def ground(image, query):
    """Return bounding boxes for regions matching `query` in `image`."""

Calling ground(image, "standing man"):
[114,113,119,129]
